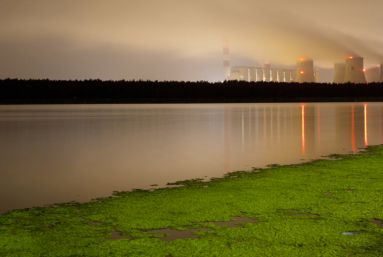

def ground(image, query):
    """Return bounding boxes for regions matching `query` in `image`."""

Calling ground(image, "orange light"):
[348,56,354,59]
[300,58,305,61]
[363,68,366,72]
[301,104,305,155]
[300,70,304,74]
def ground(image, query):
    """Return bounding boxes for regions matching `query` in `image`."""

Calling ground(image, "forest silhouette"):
[1,79,382,103]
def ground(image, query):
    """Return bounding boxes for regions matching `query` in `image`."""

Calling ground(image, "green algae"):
[1,145,383,256]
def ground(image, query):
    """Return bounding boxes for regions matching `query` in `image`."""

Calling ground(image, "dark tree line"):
[0,78,383,103]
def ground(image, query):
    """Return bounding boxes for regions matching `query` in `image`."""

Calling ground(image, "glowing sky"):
[1,0,382,82]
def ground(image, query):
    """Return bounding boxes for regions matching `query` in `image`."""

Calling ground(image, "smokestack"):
[333,63,345,83]
[365,66,380,83]
[295,59,315,83]
[223,38,230,81]
[344,56,366,83]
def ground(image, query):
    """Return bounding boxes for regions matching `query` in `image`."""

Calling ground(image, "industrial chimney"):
[223,38,230,81]
[344,56,366,83]
[333,63,345,83]
[295,59,315,83]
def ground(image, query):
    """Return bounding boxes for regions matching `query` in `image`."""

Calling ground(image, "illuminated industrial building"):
[230,65,296,82]
[223,41,374,84]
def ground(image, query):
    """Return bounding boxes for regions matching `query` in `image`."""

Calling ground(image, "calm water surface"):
[1,103,382,214]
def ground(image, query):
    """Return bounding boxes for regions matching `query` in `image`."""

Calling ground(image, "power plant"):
[230,65,296,83]
[222,41,381,83]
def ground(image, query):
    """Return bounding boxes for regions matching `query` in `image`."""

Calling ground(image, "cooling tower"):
[365,67,380,83]
[256,68,263,81]
[223,38,230,80]
[295,59,315,83]
[344,57,366,83]
[333,63,345,83]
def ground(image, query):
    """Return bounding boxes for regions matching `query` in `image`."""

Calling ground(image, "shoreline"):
[1,97,383,105]
[1,145,383,256]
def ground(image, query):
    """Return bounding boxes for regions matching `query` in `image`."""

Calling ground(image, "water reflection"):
[317,106,320,148]
[0,103,382,214]
[352,105,355,153]
[364,103,368,146]
[301,104,305,155]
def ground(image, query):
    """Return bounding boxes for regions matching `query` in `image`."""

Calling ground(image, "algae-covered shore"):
[1,145,383,256]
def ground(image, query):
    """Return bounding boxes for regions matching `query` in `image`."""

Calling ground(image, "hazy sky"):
[1,0,382,82]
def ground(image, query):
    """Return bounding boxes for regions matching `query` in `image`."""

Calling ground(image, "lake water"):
[1,102,382,214]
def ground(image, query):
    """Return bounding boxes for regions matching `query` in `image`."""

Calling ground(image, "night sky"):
[1,0,382,82]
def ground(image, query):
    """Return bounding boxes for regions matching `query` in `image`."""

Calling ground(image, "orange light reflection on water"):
[352,105,355,153]
[364,103,368,146]
[301,104,305,155]
[317,106,320,147]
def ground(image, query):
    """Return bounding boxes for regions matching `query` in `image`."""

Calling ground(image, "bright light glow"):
[300,70,304,74]
[363,68,366,72]
[348,56,354,59]
[300,58,305,61]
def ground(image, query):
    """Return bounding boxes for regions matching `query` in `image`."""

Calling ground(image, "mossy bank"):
[1,145,383,256]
